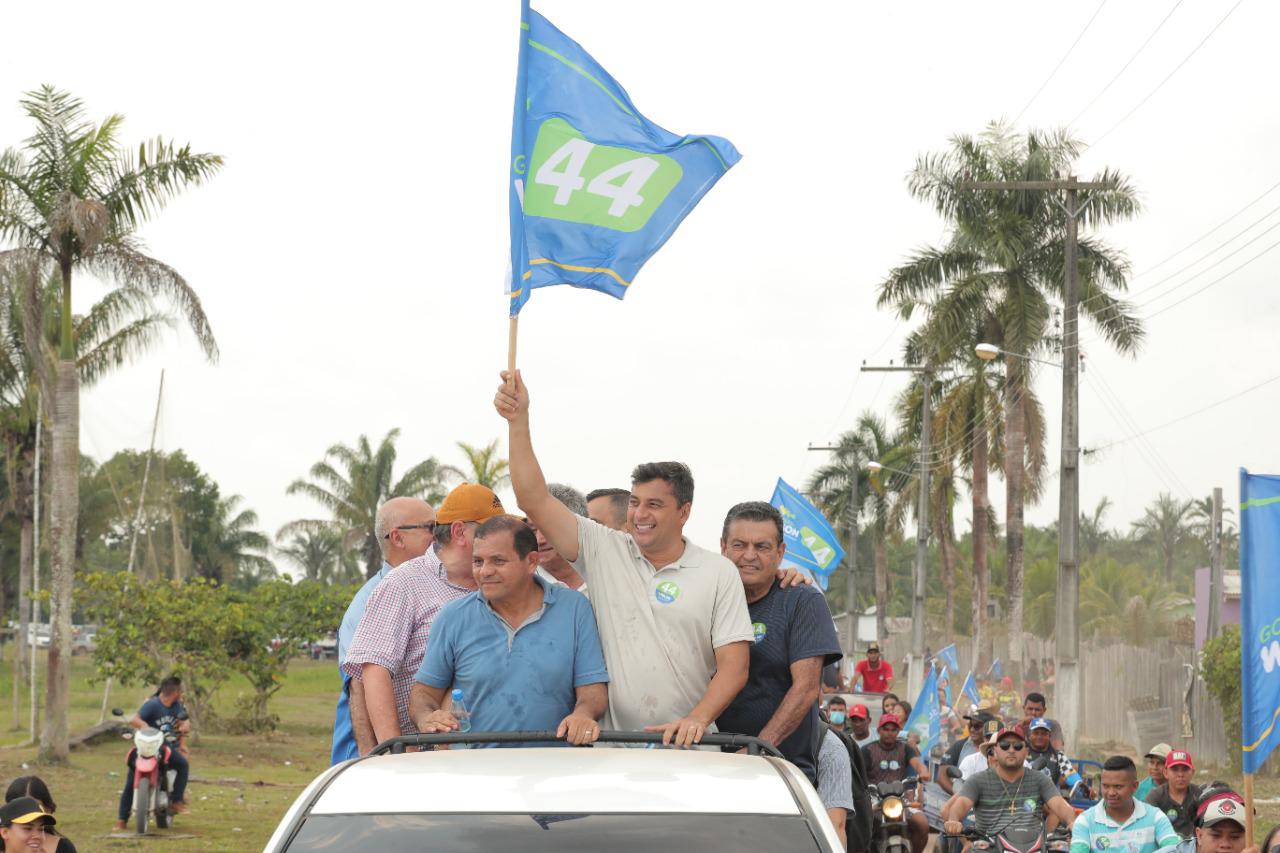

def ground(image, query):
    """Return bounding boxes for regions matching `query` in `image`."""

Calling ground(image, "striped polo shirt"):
[1070,799,1180,853]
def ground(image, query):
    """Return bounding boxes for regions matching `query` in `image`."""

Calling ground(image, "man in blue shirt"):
[114,676,189,830]
[410,515,608,745]
[330,497,436,763]
[715,502,841,785]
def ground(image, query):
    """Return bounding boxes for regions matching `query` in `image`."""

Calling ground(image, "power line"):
[1068,0,1187,126]
[1084,371,1280,454]
[1013,0,1110,124]
[1090,0,1247,148]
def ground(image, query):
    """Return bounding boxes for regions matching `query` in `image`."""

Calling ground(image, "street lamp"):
[974,342,1064,369]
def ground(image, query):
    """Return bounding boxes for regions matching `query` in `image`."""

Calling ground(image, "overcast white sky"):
[1,0,1275,557]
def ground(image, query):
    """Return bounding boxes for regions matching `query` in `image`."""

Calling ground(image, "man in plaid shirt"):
[342,483,507,749]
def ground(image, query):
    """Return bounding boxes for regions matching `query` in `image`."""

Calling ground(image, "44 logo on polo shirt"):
[752,622,768,643]
[655,581,681,604]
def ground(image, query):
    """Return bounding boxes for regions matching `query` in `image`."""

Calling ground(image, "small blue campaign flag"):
[988,658,1003,680]
[770,479,846,592]
[905,665,941,760]
[961,671,981,707]
[936,643,959,675]
[1240,469,1280,773]
[507,2,741,317]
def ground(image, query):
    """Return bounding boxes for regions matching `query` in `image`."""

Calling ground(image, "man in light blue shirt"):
[330,497,436,763]
[1072,755,1179,853]
[410,515,608,745]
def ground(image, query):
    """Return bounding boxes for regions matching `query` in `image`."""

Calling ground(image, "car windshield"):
[283,812,823,851]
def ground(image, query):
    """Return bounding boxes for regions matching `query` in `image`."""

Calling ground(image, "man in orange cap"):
[343,483,506,750]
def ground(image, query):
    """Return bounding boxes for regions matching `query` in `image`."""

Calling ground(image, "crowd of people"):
[316,370,1279,853]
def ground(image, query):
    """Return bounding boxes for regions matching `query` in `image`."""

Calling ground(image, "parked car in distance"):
[263,731,843,852]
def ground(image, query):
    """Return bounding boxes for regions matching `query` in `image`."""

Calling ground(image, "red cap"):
[994,726,1026,743]
[1166,750,1193,770]
[850,704,869,719]
[1000,675,1014,687]
[878,713,903,730]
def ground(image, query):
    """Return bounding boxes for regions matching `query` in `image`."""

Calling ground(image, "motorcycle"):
[112,707,187,834]
[943,824,1070,853]
[869,777,915,853]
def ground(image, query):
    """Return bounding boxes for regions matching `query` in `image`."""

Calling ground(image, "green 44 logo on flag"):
[526,118,684,232]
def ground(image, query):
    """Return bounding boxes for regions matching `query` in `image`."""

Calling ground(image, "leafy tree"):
[0,86,221,762]
[223,580,349,731]
[444,439,510,490]
[807,411,909,641]
[275,525,358,584]
[877,123,1143,678]
[1079,557,1187,644]
[287,429,446,579]
[1199,626,1242,771]
[79,573,235,739]
[1080,496,1113,560]
[1131,493,1194,581]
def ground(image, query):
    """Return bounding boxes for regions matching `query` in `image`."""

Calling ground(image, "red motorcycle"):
[113,707,186,834]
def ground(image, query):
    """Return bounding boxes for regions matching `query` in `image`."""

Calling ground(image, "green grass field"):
[0,645,1276,851]
[0,647,336,851]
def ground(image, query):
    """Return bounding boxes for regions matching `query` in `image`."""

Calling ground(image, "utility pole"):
[809,443,859,671]
[959,176,1114,753]
[861,363,932,701]
[1207,487,1224,641]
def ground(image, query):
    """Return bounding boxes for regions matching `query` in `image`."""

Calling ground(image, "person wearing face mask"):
[825,697,849,729]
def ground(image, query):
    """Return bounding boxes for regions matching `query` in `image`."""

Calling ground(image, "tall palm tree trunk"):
[939,497,956,640]
[874,538,889,642]
[1004,367,1026,683]
[971,429,990,669]
[40,359,78,764]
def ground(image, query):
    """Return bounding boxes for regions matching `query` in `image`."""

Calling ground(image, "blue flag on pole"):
[770,479,846,592]
[936,643,959,675]
[508,2,741,317]
[1240,469,1280,773]
[904,665,941,760]
[988,658,1003,680]
[961,671,981,707]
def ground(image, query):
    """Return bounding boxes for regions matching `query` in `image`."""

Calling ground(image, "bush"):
[1200,626,1242,771]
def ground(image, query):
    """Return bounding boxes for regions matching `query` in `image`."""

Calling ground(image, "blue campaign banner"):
[961,671,981,707]
[1240,469,1280,773]
[507,1,741,317]
[770,479,846,593]
[936,643,959,675]
[905,665,941,760]
[988,658,1003,680]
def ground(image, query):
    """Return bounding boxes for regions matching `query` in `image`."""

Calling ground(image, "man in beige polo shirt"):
[495,369,754,748]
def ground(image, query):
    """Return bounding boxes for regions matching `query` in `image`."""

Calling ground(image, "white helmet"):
[134,727,164,759]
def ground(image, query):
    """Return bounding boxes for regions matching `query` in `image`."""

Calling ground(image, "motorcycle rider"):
[113,677,189,831]
[1170,790,1260,853]
[943,725,1077,840]
[1020,693,1065,752]
[1069,755,1178,853]
[1146,751,1202,838]
[849,704,875,748]
[863,713,929,853]
[1026,718,1088,795]
[1137,744,1172,801]
[940,712,996,794]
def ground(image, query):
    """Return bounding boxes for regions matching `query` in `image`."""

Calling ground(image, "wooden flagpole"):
[1244,772,1255,845]
[508,317,519,375]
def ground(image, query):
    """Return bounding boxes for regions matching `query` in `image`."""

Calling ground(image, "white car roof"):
[311,748,803,816]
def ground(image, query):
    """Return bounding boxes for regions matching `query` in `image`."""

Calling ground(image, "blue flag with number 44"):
[507,2,741,317]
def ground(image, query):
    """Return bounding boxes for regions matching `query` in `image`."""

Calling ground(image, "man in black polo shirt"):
[716,502,841,785]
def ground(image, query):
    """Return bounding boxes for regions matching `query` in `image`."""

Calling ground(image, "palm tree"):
[1131,493,1194,581]
[931,361,1004,667]
[877,123,1144,680]
[287,429,446,579]
[276,526,357,584]
[807,411,910,642]
[444,439,510,490]
[1080,496,1113,559]
[1079,558,1188,644]
[1187,493,1234,552]
[0,86,220,762]
[204,495,273,587]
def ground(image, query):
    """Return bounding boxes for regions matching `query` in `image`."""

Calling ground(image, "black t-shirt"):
[716,581,841,784]
[862,739,921,785]
[1146,783,1203,837]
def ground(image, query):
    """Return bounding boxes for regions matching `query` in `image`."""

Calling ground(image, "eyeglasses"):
[997,741,1026,752]
[384,524,434,539]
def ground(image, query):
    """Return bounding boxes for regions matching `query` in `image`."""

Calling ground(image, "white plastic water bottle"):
[451,688,472,733]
